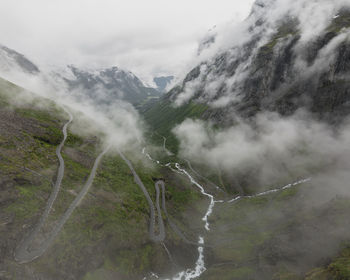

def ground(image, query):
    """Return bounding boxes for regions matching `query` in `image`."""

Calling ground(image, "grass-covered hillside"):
[2,74,350,280]
[141,95,208,154]
[137,10,350,280]
[142,9,350,133]
[202,183,350,280]
[0,77,202,280]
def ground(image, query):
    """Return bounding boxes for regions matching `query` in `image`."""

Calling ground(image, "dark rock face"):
[167,8,350,126]
[0,45,40,74]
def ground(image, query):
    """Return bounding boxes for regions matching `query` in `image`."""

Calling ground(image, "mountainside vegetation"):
[0,77,202,280]
[135,4,350,280]
[2,1,350,280]
[141,94,208,153]
[142,9,350,131]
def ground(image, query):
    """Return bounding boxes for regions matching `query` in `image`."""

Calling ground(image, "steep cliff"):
[143,6,350,131]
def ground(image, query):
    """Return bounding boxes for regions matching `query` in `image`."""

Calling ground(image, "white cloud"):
[1,66,144,152]
[0,0,254,83]
[174,64,208,106]
[173,112,350,188]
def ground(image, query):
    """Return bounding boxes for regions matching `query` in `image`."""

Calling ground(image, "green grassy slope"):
[141,96,208,153]
[0,77,201,280]
[3,72,350,280]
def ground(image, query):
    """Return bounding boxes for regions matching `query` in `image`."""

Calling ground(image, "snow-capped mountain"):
[0,45,161,105]
[59,65,161,105]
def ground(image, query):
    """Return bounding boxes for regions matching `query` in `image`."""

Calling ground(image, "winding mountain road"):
[118,151,165,242]
[120,150,200,246]
[155,132,173,156]
[14,108,73,263]
[15,108,110,264]
[157,180,198,246]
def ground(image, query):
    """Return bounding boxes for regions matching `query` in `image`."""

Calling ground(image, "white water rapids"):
[175,163,215,231]
[142,148,209,279]
[164,165,214,280]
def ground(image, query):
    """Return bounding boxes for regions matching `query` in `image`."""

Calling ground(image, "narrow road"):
[14,107,73,263]
[155,132,173,156]
[120,149,199,247]
[15,108,110,263]
[119,151,165,242]
[157,180,198,246]
[120,150,201,246]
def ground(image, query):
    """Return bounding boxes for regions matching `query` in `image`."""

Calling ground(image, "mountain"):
[143,4,350,142]
[3,1,350,280]
[0,45,40,75]
[142,0,350,201]
[3,69,350,280]
[60,65,162,105]
[0,45,162,106]
[153,76,174,92]
[0,76,200,279]
[197,25,217,55]
[139,2,350,279]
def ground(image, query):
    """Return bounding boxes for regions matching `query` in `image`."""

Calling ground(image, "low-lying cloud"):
[0,0,254,84]
[174,0,350,108]
[1,67,144,152]
[173,111,350,190]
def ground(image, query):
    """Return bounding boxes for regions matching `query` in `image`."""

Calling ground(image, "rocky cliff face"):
[142,4,350,162]
[164,3,350,126]
[140,4,350,279]
[0,45,40,75]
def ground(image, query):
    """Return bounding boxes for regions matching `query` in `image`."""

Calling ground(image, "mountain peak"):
[0,45,40,75]
[153,76,174,92]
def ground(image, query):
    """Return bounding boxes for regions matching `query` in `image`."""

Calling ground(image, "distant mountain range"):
[153,76,174,92]
[0,45,163,105]
[59,65,161,105]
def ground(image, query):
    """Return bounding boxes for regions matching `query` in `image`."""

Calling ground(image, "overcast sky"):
[0,0,254,83]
